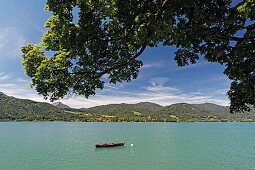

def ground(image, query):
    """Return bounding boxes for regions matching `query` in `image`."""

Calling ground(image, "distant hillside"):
[81,102,255,121]
[192,103,229,114]
[0,92,84,121]
[82,102,164,116]
[0,92,255,122]
[52,102,70,109]
[162,103,210,114]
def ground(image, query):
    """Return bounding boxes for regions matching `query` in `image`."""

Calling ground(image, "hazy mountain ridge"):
[52,102,70,109]
[1,92,255,122]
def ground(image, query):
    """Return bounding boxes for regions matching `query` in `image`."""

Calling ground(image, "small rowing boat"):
[95,142,125,148]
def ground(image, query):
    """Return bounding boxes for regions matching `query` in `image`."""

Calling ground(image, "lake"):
[0,122,254,170]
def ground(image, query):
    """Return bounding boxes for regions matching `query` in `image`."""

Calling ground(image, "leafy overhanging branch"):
[21,0,255,112]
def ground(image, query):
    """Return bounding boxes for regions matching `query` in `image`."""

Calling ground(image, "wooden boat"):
[95,142,125,148]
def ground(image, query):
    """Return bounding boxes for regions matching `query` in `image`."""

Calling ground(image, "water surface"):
[0,122,254,170]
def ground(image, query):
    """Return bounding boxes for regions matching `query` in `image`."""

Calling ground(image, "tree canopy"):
[21,0,255,112]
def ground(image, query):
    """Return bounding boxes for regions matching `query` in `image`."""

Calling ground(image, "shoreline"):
[1,120,255,123]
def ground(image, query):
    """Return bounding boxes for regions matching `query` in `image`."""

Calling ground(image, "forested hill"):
[82,102,231,115]
[81,102,255,121]
[1,92,255,122]
[0,92,77,121]
[80,102,164,115]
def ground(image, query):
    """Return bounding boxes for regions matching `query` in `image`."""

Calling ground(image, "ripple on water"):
[0,122,254,170]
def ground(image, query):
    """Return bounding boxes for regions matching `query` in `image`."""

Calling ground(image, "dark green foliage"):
[21,0,255,113]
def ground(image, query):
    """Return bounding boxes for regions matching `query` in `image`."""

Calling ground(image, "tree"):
[21,0,255,112]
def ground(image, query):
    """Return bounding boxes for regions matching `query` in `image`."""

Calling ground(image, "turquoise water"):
[0,122,254,170]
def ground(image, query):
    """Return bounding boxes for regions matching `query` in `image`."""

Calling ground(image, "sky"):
[0,0,232,108]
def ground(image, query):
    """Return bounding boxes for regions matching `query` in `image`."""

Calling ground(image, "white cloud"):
[146,85,180,93]
[56,78,230,108]
[0,74,230,109]
[149,77,169,86]
[145,77,180,93]
[0,26,26,60]
[104,84,120,90]
[0,83,17,88]
[190,91,203,95]
[0,81,49,104]
[0,73,12,81]
[0,72,46,102]
[214,88,228,95]
[142,62,164,69]
[16,78,30,82]
[57,87,229,109]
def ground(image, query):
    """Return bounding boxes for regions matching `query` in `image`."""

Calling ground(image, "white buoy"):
[130,144,134,146]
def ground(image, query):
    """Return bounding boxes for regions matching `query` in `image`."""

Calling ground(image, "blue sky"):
[0,0,231,108]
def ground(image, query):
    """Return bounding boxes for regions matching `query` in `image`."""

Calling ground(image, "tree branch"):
[94,44,148,79]
[93,0,170,78]
[105,0,150,38]
[63,0,170,79]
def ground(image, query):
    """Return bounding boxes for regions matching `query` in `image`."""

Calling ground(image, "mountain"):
[0,93,85,121]
[82,102,255,121]
[162,103,210,114]
[82,102,164,116]
[0,92,7,96]
[83,102,218,116]
[192,103,229,114]
[52,102,70,109]
[1,92,255,122]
